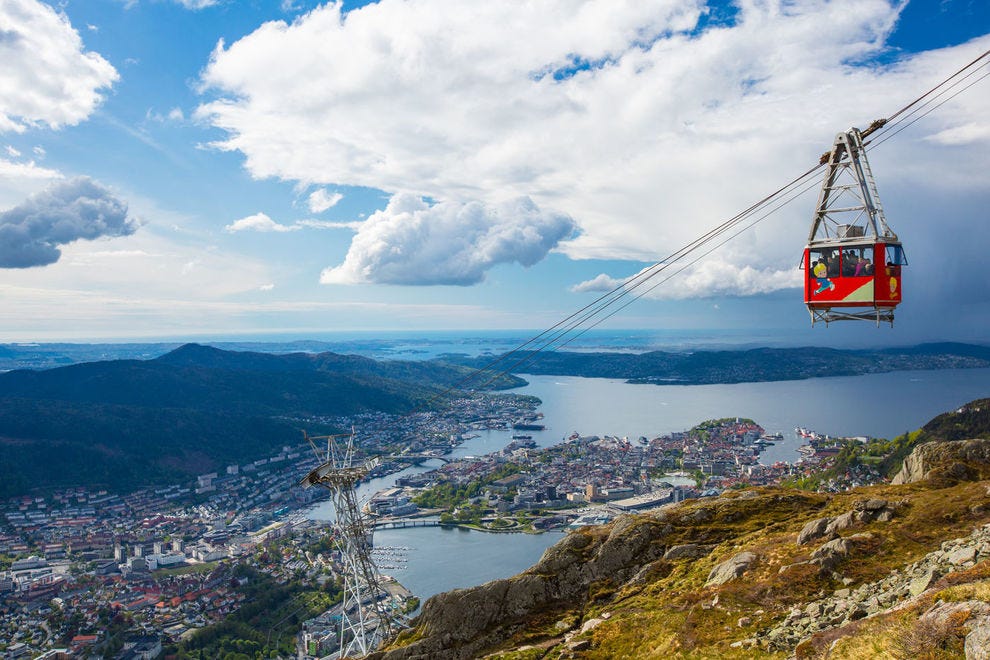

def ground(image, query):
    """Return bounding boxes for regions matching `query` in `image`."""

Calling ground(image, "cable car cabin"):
[804,240,905,321]
[803,127,906,326]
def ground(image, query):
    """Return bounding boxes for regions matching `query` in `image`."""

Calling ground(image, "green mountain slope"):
[440,342,990,384]
[0,344,517,497]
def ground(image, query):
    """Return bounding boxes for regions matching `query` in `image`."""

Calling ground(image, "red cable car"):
[803,127,906,326]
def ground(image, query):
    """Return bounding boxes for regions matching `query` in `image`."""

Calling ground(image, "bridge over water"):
[373,519,444,530]
[390,454,452,464]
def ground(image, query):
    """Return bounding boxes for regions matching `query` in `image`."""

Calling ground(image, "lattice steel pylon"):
[808,127,897,245]
[300,431,399,658]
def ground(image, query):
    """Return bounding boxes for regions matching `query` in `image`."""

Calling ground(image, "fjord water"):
[512,367,990,462]
[373,526,566,602]
[312,367,990,603]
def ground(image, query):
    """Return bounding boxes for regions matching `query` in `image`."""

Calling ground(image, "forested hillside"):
[440,342,990,384]
[0,344,518,497]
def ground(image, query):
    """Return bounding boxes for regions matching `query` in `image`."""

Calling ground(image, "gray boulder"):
[908,570,940,596]
[812,537,850,560]
[706,551,757,586]
[797,517,834,545]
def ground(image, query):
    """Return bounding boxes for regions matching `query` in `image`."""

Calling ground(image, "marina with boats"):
[795,427,870,461]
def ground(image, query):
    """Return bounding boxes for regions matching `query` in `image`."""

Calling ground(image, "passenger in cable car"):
[855,257,873,276]
[827,252,840,277]
[842,251,857,277]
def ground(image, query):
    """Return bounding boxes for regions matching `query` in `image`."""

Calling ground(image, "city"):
[0,387,889,659]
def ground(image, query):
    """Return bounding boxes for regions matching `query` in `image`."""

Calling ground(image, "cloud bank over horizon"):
[0,177,138,268]
[573,261,801,299]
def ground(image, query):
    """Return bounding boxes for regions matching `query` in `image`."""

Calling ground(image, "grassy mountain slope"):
[376,399,990,659]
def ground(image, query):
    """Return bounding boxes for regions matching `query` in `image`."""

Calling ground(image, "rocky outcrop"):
[809,536,852,572]
[370,515,673,660]
[760,523,990,651]
[893,438,990,485]
[706,551,757,587]
[905,601,990,660]
[781,531,875,576]
[797,517,831,545]
[796,499,898,546]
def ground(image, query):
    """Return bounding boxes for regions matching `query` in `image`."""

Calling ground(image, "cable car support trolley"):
[804,126,906,326]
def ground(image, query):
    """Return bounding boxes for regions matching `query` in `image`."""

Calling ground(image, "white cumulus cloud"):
[0,158,62,180]
[320,194,576,286]
[570,273,628,293]
[308,188,343,213]
[224,212,299,233]
[0,155,63,210]
[197,0,990,297]
[172,0,219,9]
[225,212,365,233]
[0,0,118,133]
[146,106,185,123]
[924,122,990,146]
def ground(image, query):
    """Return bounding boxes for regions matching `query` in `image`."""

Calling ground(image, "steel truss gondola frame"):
[804,126,904,326]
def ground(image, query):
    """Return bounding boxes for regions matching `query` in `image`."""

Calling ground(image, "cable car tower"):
[300,431,400,658]
[804,126,906,326]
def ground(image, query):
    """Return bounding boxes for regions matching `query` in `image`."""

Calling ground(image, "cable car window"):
[885,245,907,266]
[841,247,872,277]
[809,249,837,279]
[857,255,874,276]
[810,249,841,277]
[808,249,835,294]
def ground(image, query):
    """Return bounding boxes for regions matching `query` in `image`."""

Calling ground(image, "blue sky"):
[0,0,988,345]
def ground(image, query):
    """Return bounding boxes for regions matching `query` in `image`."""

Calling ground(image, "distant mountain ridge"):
[0,344,521,497]
[440,342,990,384]
[0,343,524,413]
